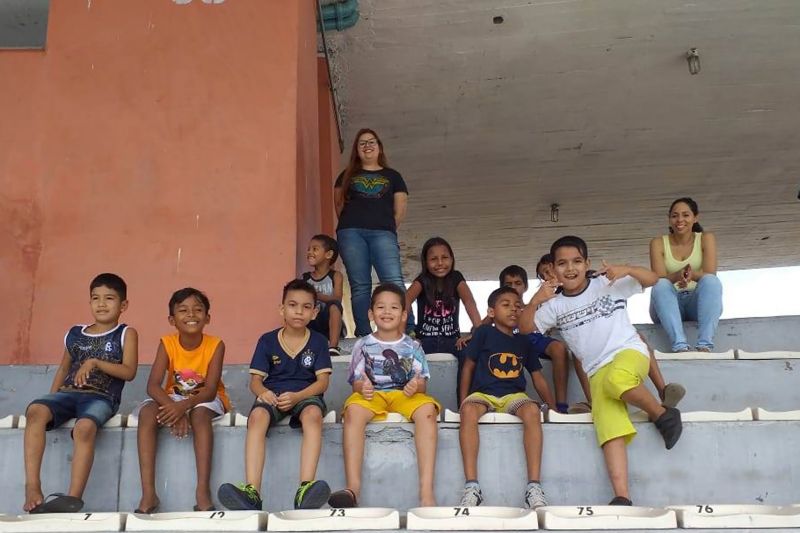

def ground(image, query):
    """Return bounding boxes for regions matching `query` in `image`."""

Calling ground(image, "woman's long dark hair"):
[668,197,704,233]
[418,237,459,308]
[339,128,388,204]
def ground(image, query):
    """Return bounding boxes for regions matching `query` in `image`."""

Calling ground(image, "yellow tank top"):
[161,333,231,411]
[662,232,703,291]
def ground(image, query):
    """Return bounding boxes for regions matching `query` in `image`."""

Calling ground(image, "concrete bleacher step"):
[266,508,400,531]
[753,408,800,421]
[655,349,735,360]
[0,415,14,428]
[629,408,754,423]
[736,350,800,359]
[0,512,122,532]
[536,505,677,530]
[233,411,337,426]
[125,510,265,531]
[406,506,537,530]
[17,414,125,429]
[669,504,800,528]
[443,409,543,423]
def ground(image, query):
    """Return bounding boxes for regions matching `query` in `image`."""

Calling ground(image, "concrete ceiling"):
[327,0,800,281]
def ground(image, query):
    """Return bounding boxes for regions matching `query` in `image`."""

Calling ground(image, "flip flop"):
[134,504,160,514]
[194,505,216,512]
[29,493,84,514]
[327,488,357,508]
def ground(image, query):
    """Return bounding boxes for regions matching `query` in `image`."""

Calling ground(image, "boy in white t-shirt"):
[520,236,682,506]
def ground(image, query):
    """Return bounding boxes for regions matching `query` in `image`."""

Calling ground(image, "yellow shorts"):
[589,349,650,447]
[344,389,440,421]
[461,391,539,416]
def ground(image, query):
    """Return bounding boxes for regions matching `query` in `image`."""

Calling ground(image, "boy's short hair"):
[550,235,589,260]
[311,234,339,264]
[90,273,127,300]
[370,283,406,310]
[283,279,317,303]
[488,286,520,308]
[498,265,528,289]
[168,287,210,315]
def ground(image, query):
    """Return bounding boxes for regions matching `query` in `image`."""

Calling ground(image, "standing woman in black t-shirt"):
[334,128,412,337]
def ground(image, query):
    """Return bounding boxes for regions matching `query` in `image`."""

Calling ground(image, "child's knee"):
[25,404,51,424]
[516,402,541,423]
[300,406,323,425]
[189,407,214,425]
[73,419,98,441]
[248,407,271,428]
[459,402,484,421]
[412,403,437,423]
[547,340,568,361]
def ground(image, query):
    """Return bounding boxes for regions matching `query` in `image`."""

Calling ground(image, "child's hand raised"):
[170,413,190,439]
[599,260,630,285]
[157,400,189,427]
[403,372,422,397]
[257,389,278,406]
[276,391,299,412]
[360,379,374,400]
[532,279,561,305]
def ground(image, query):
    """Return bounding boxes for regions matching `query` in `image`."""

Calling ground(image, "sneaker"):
[524,483,548,509]
[695,346,712,353]
[217,483,262,511]
[568,401,592,414]
[608,496,633,506]
[329,346,342,357]
[294,480,331,510]
[328,488,358,508]
[662,383,686,408]
[459,485,483,507]
[654,406,683,450]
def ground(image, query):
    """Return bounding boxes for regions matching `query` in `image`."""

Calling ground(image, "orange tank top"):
[161,333,231,412]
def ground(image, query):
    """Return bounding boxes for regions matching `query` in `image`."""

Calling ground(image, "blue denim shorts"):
[29,391,116,430]
[527,332,555,359]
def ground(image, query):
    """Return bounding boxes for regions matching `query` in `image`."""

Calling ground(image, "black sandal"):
[327,488,358,508]
[30,493,84,514]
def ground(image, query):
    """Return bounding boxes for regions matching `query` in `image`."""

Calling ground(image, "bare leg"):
[329,306,343,348]
[298,406,324,482]
[341,405,374,499]
[546,342,569,406]
[573,358,592,403]
[23,404,52,512]
[136,402,161,512]
[459,402,488,481]
[190,407,215,510]
[245,408,271,490]
[601,437,629,498]
[411,404,438,506]
[68,419,99,499]
[517,403,543,481]
[639,334,666,398]
[621,384,666,421]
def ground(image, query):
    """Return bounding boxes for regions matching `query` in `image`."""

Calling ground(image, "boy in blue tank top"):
[23,273,139,514]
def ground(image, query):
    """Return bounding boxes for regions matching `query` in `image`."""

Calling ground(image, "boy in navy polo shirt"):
[458,286,555,509]
[218,280,332,511]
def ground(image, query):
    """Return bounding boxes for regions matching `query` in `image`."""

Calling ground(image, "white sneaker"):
[524,483,548,509]
[459,485,483,507]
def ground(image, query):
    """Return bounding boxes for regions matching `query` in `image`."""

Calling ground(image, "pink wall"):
[0,0,329,364]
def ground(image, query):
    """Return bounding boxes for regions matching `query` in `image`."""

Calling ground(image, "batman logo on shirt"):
[488,352,522,379]
[352,175,390,198]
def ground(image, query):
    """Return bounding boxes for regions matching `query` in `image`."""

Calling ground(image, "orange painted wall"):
[0,0,326,364]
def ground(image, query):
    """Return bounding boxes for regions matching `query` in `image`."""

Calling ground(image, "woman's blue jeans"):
[649,274,723,351]
[337,228,413,336]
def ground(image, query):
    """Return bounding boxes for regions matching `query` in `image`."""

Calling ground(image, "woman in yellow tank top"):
[649,198,723,352]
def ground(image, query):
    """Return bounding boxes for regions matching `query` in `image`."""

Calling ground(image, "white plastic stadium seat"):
[233,411,337,426]
[407,506,537,530]
[17,414,124,429]
[669,504,800,528]
[546,411,593,423]
[0,512,122,532]
[444,408,543,424]
[736,350,800,360]
[266,507,399,531]
[425,353,458,362]
[126,510,265,531]
[655,349,734,361]
[537,505,676,530]
[753,408,800,421]
[0,415,15,428]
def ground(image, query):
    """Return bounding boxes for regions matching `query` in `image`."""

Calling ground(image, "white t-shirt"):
[534,275,648,376]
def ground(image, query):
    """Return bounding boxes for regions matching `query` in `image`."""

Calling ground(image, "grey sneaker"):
[459,485,483,507]
[524,483,548,509]
[662,383,686,408]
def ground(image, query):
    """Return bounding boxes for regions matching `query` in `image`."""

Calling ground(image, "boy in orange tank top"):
[135,288,229,514]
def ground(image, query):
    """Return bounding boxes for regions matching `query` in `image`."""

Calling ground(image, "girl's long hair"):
[418,237,459,308]
[668,197,704,233]
[339,128,388,203]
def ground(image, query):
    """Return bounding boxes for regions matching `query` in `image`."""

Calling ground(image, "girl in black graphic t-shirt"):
[334,129,412,337]
[405,237,482,402]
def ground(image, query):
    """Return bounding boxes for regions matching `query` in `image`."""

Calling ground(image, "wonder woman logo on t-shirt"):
[351,175,390,198]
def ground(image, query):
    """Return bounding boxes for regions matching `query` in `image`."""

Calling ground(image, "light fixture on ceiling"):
[686,48,700,75]
[550,203,560,223]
